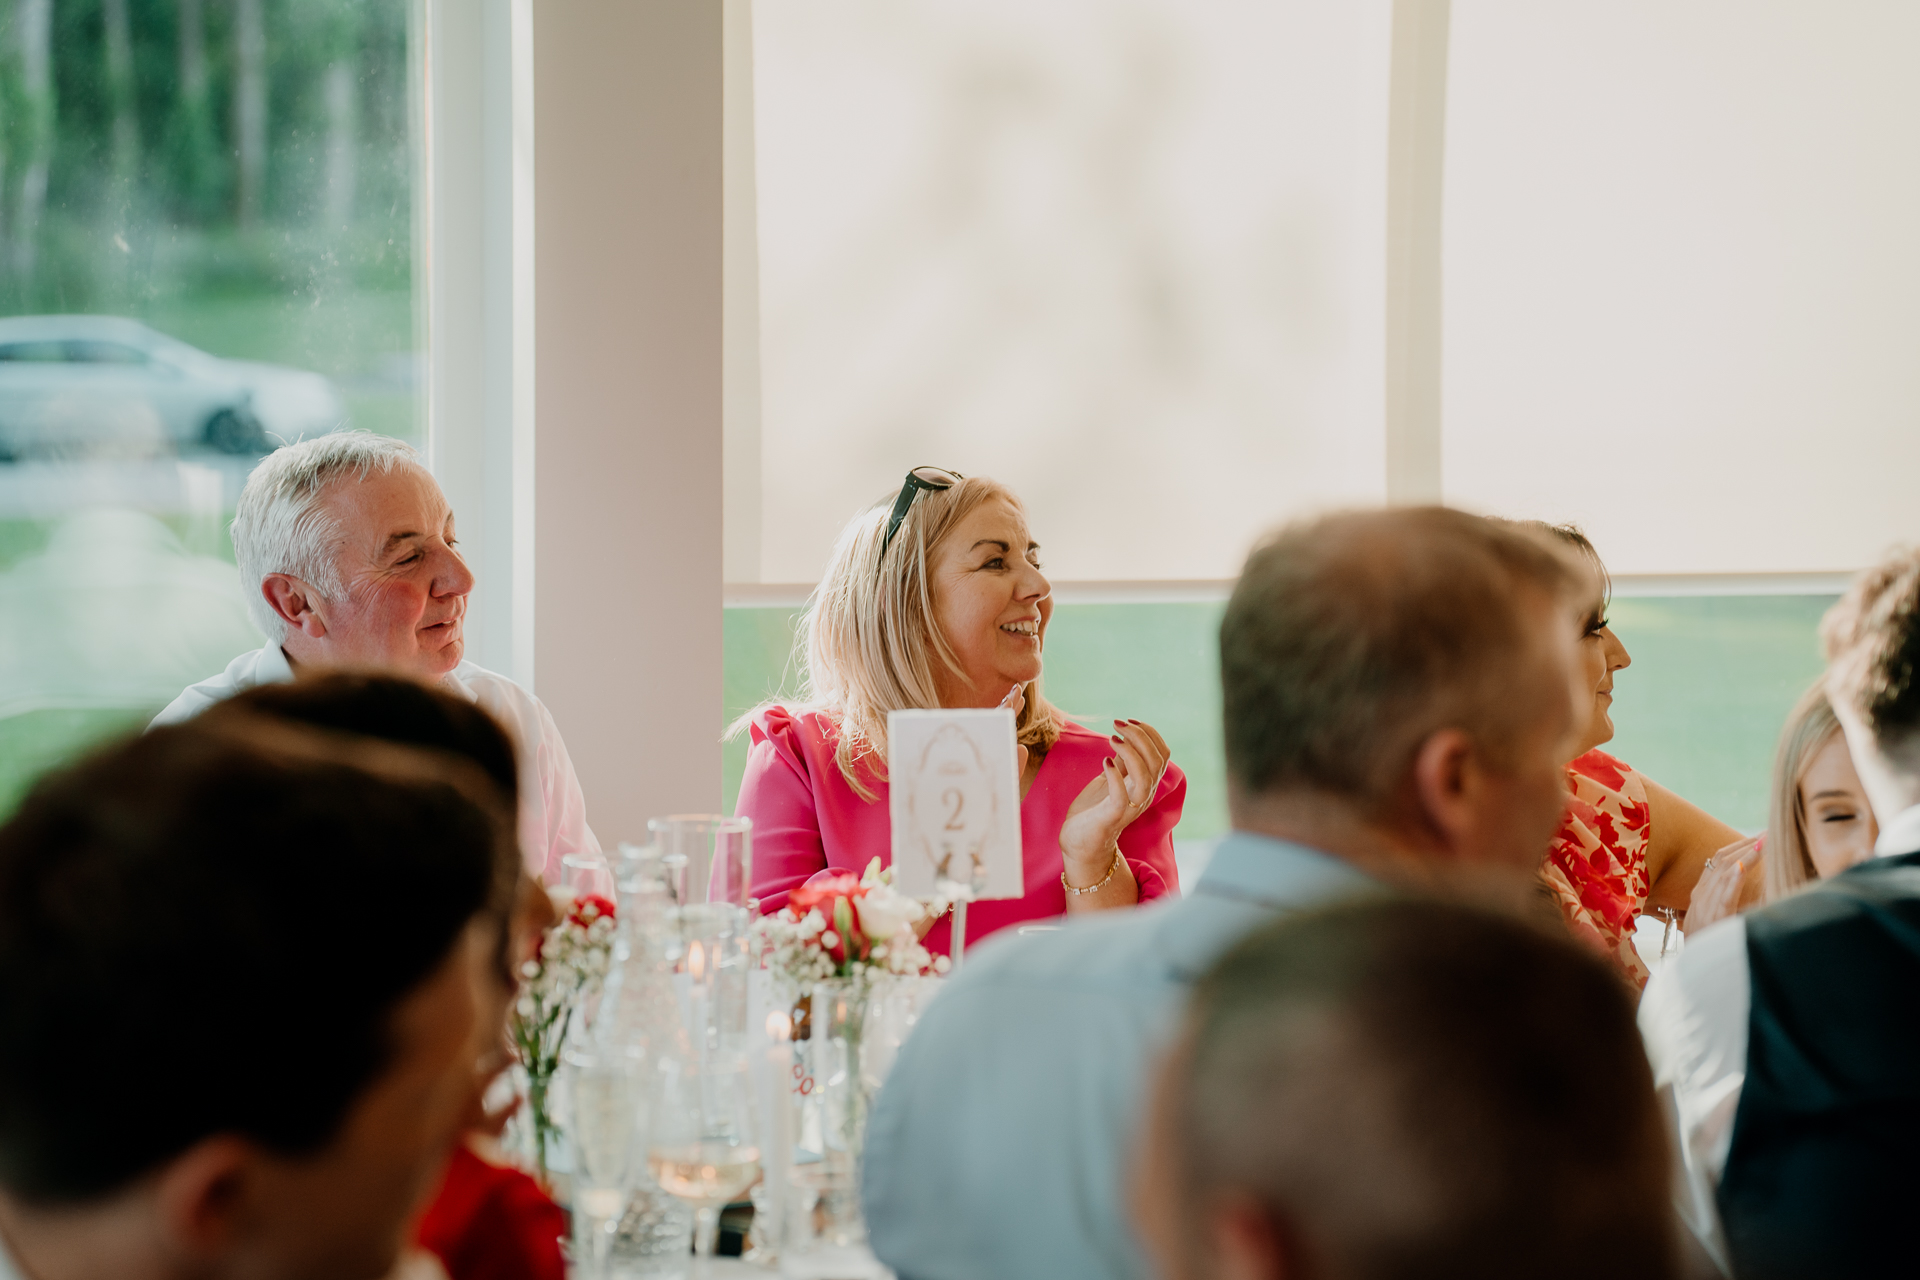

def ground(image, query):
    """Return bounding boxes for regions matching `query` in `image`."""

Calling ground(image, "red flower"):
[789,872,872,965]
[791,873,863,915]
[569,894,617,928]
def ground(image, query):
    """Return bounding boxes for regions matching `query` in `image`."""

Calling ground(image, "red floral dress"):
[1543,748,1653,988]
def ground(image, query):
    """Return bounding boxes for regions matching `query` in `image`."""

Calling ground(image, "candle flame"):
[766,1010,792,1042]
[688,940,706,980]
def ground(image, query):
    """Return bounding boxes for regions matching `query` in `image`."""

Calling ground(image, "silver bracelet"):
[1062,848,1125,897]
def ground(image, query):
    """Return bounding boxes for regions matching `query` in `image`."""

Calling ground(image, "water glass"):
[648,814,753,910]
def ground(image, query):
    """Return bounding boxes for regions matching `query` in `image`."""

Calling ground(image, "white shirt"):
[152,645,602,883]
[1638,800,1920,1274]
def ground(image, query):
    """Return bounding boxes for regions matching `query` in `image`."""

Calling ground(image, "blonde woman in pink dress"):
[734,468,1186,957]
[1533,525,1749,988]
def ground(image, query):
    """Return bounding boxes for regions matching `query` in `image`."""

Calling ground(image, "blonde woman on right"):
[1686,682,1881,931]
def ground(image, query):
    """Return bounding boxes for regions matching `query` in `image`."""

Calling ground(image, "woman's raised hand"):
[1001,683,1030,778]
[1058,719,1172,879]
[1684,834,1764,934]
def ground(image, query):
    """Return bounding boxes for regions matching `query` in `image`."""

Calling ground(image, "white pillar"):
[532,0,725,838]
[423,0,536,688]
[1384,0,1450,505]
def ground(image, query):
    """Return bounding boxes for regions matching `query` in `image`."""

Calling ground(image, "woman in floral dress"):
[1535,525,1750,988]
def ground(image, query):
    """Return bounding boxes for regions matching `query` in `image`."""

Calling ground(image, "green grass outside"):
[720,594,1840,843]
[0,287,417,810]
[1602,595,1833,832]
[0,708,154,816]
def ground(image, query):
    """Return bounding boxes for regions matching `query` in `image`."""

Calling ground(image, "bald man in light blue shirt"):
[861,507,1590,1280]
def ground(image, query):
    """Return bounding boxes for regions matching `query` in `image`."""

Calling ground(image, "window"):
[725,1,1898,847]
[0,0,419,813]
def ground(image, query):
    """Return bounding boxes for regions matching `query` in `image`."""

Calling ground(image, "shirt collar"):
[268,647,477,706]
[1191,829,1376,909]
[261,644,296,684]
[1874,801,1920,858]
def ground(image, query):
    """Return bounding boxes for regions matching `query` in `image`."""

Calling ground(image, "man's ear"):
[1207,1192,1294,1280]
[152,1135,260,1262]
[1409,726,1479,859]
[261,573,328,639]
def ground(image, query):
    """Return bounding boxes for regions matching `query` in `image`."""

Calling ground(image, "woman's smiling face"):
[1800,730,1880,880]
[928,495,1053,708]
[1570,595,1632,759]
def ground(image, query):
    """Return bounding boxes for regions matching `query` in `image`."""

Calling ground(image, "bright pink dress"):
[737,705,1186,955]
[1543,748,1653,988]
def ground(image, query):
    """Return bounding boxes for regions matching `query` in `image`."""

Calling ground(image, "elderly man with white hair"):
[154,432,600,882]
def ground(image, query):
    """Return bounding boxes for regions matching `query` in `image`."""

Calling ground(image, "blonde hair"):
[1762,682,1845,902]
[735,475,1062,797]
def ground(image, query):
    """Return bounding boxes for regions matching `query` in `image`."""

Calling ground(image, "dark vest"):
[1716,850,1920,1279]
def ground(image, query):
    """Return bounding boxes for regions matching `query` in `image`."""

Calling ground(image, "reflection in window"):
[0,0,418,814]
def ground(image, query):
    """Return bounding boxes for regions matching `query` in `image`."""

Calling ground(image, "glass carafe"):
[585,843,693,1272]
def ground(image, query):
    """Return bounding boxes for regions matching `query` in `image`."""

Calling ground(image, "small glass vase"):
[789,977,874,1251]
[525,1065,561,1188]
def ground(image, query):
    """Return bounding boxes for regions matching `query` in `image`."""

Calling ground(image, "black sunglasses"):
[878,466,964,564]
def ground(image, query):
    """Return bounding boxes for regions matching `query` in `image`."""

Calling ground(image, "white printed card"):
[887,707,1024,901]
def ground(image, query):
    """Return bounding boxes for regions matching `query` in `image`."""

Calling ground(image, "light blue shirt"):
[862,832,1377,1280]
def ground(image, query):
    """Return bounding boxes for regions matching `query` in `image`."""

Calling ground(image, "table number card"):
[888,707,1023,901]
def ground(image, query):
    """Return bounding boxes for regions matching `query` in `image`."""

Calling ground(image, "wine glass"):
[647,1054,763,1264]
[567,1047,643,1278]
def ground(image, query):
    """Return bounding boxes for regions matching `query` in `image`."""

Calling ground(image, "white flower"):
[933,955,952,974]
[854,883,926,940]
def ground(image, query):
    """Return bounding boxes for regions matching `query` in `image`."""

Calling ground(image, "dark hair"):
[208,674,520,805]
[1526,521,1610,625]
[1176,898,1674,1280]
[1219,507,1582,813]
[0,718,518,1203]
[1822,547,1920,766]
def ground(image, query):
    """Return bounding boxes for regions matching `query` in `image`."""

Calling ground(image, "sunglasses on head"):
[878,466,964,564]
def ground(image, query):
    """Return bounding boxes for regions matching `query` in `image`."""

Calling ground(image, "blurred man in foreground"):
[1642,545,1920,1277]
[205,675,566,1280]
[0,718,519,1280]
[153,431,599,884]
[1136,899,1674,1280]
[863,507,1589,1280]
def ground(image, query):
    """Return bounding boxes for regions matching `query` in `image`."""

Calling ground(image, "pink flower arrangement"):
[754,858,948,987]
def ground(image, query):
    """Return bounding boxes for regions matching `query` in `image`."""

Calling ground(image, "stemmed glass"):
[647,1054,763,1265]
[567,1046,643,1278]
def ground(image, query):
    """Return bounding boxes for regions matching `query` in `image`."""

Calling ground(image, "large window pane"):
[748,0,1391,585]
[0,0,418,813]
[1443,0,1920,573]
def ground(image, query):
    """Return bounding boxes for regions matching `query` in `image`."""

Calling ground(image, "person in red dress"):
[1532,525,1749,988]
[735,468,1185,954]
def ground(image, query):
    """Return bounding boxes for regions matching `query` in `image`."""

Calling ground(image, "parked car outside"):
[0,315,347,459]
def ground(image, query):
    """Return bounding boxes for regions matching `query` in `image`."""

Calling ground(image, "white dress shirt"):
[1638,800,1920,1274]
[152,644,602,883]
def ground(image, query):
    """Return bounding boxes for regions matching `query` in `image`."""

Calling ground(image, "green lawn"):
[720,594,1838,842]
[0,708,154,815]
[0,287,417,810]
